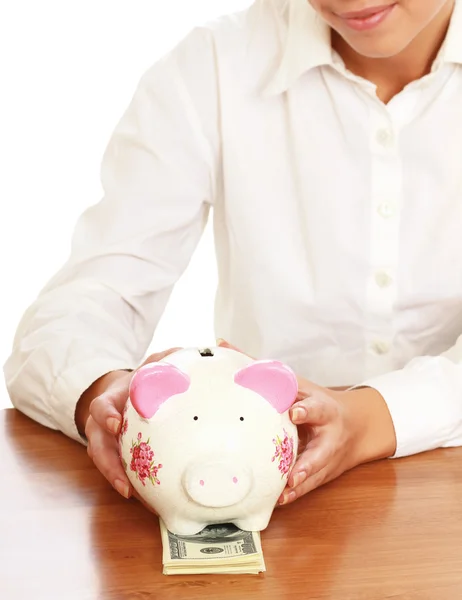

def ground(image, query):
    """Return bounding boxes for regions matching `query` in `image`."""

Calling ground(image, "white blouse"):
[5,0,462,458]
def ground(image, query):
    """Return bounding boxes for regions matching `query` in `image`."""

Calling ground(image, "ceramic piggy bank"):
[119,346,299,535]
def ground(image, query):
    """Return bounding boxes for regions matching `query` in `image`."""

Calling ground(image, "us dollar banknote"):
[160,520,266,575]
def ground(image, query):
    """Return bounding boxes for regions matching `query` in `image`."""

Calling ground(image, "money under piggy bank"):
[119,346,299,535]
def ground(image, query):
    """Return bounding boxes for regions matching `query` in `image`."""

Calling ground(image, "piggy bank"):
[118,346,299,535]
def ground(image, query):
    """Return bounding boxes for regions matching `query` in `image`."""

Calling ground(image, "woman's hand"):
[215,339,397,505]
[76,348,181,499]
[280,385,397,505]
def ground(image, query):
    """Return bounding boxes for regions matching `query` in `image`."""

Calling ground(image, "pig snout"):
[184,461,252,508]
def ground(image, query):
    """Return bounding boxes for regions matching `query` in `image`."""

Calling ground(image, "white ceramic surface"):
[119,347,299,535]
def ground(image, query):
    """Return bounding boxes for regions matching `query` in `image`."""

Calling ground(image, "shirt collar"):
[263,0,332,96]
[264,0,462,96]
[442,0,462,65]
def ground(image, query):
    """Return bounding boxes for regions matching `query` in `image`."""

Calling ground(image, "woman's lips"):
[336,3,397,31]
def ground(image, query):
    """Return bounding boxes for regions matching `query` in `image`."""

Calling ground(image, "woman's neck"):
[332,1,455,103]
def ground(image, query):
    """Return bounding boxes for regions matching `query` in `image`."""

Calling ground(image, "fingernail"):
[216,338,226,346]
[107,417,121,435]
[278,494,286,505]
[291,406,307,422]
[291,470,307,488]
[288,491,297,502]
[114,479,130,499]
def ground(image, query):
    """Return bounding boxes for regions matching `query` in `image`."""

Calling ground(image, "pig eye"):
[193,416,199,421]
[240,417,244,421]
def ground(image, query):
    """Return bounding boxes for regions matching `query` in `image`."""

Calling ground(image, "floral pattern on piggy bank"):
[119,347,299,536]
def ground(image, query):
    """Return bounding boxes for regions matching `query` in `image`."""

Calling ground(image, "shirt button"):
[375,271,393,288]
[376,127,394,147]
[372,340,390,355]
[378,202,395,218]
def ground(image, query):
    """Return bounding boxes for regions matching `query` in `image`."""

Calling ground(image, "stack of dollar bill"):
[160,520,266,575]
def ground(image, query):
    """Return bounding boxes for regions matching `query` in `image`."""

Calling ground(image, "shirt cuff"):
[358,357,462,458]
[49,358,138,445]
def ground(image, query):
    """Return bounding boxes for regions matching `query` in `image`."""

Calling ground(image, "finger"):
[279,466,329,505]
[132,490,159,516]
[297,378,323,397]
[288,438,332,488]
[295,424,312,457]
[142,347,183,366]
[295,384,322,402]
[90,388,128,434]
[87,420,132,498]
[91,348,182,435]
[290,391,338,426]
[328,386,351,391]
[216,338,256,359]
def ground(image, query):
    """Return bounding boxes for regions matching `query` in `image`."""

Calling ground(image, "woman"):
[5,0,462,506]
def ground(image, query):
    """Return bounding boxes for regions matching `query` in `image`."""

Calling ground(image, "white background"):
[0,1,253,408]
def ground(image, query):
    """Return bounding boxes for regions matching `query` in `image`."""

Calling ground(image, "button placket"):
[365,109,402,370]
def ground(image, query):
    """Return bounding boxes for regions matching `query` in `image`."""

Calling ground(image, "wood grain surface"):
[1,407,462,600]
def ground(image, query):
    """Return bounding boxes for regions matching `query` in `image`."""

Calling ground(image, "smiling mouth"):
[337,3,395,19]
[335,3,397,31]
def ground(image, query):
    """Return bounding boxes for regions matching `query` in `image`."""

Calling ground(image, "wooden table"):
[2,408,462,600]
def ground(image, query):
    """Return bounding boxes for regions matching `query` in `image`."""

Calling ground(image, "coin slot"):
[199,348,214,357]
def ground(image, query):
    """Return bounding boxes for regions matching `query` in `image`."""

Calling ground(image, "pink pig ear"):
[234,360,298,414]
[129,363,190,419]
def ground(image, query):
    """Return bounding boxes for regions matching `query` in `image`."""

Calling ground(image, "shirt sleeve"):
[3,28,220,444]
[359,336,462,458]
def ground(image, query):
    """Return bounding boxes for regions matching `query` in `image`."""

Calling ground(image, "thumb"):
[100,348,181,424]
[290,391,337,426]
[216,338,256,359]
[90,372,131,434]
[141,347,183,367]
[91,347,182,434]
[109,346,182,413]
